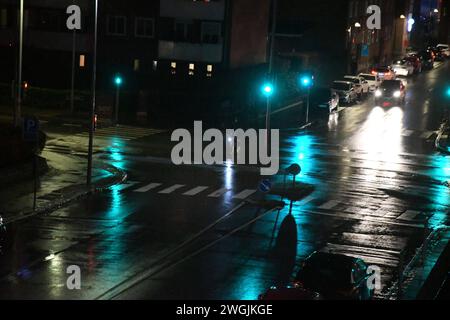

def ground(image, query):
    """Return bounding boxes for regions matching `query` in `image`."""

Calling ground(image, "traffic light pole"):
[306,86,310,124]
[15,0,24,127]
[87,0,98,186]
[115,85,120,125]
[266,0,277,144]
[70,29,76,114]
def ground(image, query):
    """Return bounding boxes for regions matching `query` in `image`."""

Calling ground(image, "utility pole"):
[87,0,98,186]
[70,29,76,114]
[266,0,277,134]
[15,0,24,127]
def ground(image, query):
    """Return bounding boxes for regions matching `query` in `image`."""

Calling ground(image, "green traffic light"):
[114,75,123,86]
[261,83,274,97]
[446,87,450,97]
[300,75,313,88]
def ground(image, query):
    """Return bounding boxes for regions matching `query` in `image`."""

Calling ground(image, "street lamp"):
[114,74,123,125]
[300,74,314,124]
[14,0,24,127]
[87,0,98,186]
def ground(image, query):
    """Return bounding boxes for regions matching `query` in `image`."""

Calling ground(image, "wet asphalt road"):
[0,62,449,300]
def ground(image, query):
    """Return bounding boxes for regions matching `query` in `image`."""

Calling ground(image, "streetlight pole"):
[87,0,98,186]
[114,75,122,125]
[266,0,277,133]
[15,0,24,127]
[306,86,310,124]
[70,29,76,114]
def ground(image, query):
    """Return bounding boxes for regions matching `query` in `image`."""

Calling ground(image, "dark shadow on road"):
[272,213,298,286]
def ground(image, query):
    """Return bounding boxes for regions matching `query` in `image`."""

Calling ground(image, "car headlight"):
[393,91,401,98]
[375,90,382,97]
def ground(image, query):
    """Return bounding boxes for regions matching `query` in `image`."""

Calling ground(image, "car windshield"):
[360,75,376,81]
[381,81,400,91]
[332,83,350,91]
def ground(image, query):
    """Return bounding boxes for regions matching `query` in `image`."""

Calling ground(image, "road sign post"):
[23,116,40,211]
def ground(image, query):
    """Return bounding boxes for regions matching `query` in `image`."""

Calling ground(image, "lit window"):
[0,9,7,28]
[79,55,85,68]
[153,60,158,70]
[171,62,177,69]
[189,63,195,70]
[207,65,213,72]
[134,59,140,71]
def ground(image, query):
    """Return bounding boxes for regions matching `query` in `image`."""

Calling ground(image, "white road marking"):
[113,181,139,191]
[301,195,316,204]
[233,189,257,200]
[397,210,421,221]
[158,184,185,194]
[208,188,230,198]
[318,200,340,210]
[183,186,209,196]
[421,131,435,139]
[304,210,424,228]
[134,183,162,193]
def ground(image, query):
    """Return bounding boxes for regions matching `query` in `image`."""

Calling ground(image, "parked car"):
[428,46,445,61]
[370,66,395,80]
[404,55,422,73]
[391,59,414,77]
[358,73,381,92]
[374,79,406,106]
[419,49,435,70]
[436,44,450,58]
[294,252,375,300]
[343,75,370,97]
[311,88,339,113]
[259,284,323,300]
[331,81,358,104]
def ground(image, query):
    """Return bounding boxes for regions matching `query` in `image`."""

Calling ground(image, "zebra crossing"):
[74,125,165,141]
[114,180,258,200]
[112,180,431,225]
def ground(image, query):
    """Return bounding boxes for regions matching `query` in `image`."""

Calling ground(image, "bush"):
[0,125,47,168]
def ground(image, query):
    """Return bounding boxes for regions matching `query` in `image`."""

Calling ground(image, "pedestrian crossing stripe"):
[74,126,164,141]
[158,184,185,194]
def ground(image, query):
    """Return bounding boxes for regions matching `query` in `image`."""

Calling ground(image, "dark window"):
[107,16,126,36]
[135,18,154,38]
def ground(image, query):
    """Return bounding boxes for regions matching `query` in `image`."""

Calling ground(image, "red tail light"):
[371,70,377,75]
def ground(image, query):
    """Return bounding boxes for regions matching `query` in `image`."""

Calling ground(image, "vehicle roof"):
[305,251,358,268]
[333,80,352,84]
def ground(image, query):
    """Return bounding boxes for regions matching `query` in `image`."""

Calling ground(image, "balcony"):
[160,0,225,21]
[158,40,223,63]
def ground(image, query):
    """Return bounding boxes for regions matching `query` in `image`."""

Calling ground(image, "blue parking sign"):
[23,116,39,142]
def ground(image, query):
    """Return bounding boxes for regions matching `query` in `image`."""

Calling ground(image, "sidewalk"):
[0,149,126,225]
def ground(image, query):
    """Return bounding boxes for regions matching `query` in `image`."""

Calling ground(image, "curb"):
[3,162,127,226]
[435,122,450,155]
